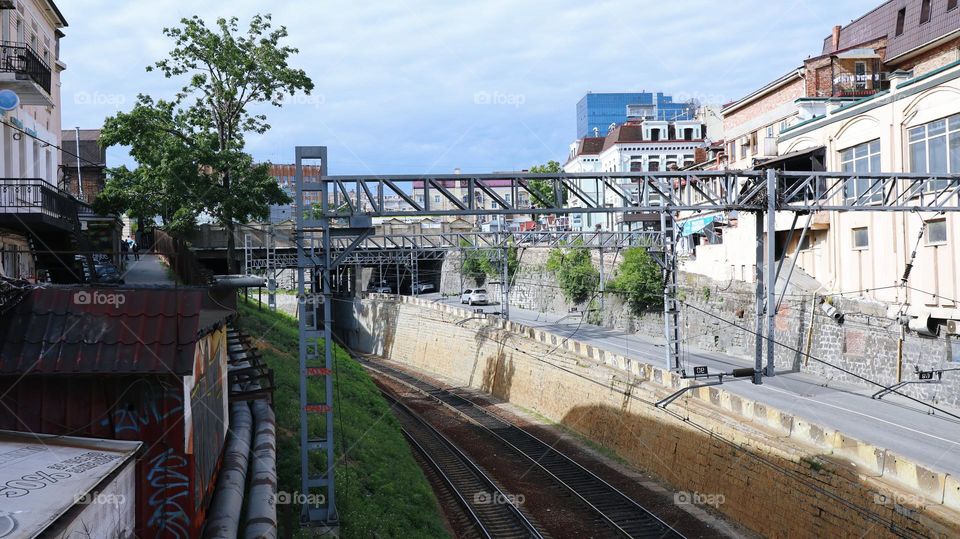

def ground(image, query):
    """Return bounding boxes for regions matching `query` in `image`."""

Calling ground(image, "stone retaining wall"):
[335,294,960,538]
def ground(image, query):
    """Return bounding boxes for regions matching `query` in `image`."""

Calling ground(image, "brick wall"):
[898,36,960,75]
[722,77,805,133]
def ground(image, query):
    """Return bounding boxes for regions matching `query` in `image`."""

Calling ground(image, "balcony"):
[0,178,79,232]
[0,41,53,106]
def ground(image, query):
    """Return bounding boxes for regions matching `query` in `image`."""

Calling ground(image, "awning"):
[833,48,881,59]
[753,145,826,171]
[681,215,717,236]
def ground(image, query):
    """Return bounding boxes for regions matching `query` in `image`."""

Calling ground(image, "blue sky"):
[60,0,873,175]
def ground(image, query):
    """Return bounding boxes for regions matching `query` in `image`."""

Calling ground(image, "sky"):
[59,0,875,175]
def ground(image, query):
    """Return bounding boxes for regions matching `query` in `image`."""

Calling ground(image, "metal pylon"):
[295,146,339,529]
[660,212,681,372]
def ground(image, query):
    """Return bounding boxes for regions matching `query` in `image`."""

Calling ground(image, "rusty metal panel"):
[0,287,208,375]
[0,366,227,538]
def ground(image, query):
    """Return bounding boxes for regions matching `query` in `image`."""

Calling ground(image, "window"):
[852,227,869,249]
[854,62,867,90]
[416,195,424,203]
[647,161,660,172]
[920,0,931,23]
[908,114,960,192]
[840,139,882,202]
[926,219,947,245]
[766,125,774,138]
[650,129,660,141]
[491,201,498,209]
[896,8,906,35]
[433,195,440,204]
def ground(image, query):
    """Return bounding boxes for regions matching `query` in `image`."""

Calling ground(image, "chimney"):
[831,25,842,52]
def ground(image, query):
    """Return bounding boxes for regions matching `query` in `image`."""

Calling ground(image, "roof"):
[822,0,960,62]
[577,137,605,156]
[0,287,225,376]
[0,430,139,536]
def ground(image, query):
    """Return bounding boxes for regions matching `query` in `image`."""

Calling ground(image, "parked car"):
[460,288,488,306]
[369,280,392,293]
[411,282,434,294]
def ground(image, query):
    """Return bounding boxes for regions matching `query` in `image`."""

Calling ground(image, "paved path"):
[419,293,960,477]
[122,254,176,285]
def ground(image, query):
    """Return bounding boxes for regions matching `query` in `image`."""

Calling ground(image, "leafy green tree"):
[98,14,312,271]
[545,246,598,304]
[527,160,567,212]
[460,243,519,285]
[606,247,664,314]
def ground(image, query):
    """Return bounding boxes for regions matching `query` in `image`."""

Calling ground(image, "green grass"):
[236,302,450,538]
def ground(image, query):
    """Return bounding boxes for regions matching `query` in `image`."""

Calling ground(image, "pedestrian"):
[121,240,129,261]
[132,239,140,261]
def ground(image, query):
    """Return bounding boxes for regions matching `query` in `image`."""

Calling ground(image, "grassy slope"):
[236,301,449,538]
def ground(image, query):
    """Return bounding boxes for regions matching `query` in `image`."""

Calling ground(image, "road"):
[418,292,960,477]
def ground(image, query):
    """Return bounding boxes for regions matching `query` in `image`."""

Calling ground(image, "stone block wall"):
[336,295,960,538]
[445,248,960,409]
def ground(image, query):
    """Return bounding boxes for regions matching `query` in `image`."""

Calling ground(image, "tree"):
[545,246,598,304]
[98,14,313,271]
[606,247,664,314]
[527,160,567,213]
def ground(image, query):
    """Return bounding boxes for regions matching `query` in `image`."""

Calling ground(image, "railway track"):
[380,390,543,539]
[367,360,684,539]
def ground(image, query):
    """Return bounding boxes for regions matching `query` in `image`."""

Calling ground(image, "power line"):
[677,299,960,421]
[309,293,921,538]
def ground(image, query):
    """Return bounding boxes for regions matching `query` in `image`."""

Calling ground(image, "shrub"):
[606,247,664,314]
[545,246,598,304]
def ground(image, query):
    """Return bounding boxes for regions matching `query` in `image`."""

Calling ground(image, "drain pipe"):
[203,401,253,538]
[244,399,278,539]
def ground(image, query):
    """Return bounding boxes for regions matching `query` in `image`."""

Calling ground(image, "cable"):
[316,294,920,538]
[678,299,960,421]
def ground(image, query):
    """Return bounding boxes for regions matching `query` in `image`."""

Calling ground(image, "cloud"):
[60,0,870,174]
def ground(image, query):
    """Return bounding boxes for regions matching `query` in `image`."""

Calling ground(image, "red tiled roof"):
[577,137,606,156]
[0,287,223,376]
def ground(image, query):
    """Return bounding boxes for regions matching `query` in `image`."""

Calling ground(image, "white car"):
[412,282,434,294]
[460,288,489,305]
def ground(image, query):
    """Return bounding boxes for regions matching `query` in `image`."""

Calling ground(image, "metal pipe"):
[244,399,278,539]
[203,401,253,539]
[765,168,777,378]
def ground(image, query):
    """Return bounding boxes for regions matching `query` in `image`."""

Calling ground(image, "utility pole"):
[753,210,765,385]
[501,245,510,320]
[765,168,777,378]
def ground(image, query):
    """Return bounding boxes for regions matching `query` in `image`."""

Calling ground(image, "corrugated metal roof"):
[0,287,223,375]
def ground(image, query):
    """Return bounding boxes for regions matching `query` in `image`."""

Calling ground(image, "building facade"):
[576,92,694,138]
[0,0,70,281]
[565,115,705,231]
[683,0,960,326]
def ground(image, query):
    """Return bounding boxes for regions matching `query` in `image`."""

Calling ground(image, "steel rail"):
[367,360,685,539]
[380,390,543,539]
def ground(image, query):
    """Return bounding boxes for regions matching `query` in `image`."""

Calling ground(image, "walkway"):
[422,293,960,477]
[122,254,176,285]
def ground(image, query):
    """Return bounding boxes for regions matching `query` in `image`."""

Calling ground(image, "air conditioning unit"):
[947,320,960,335]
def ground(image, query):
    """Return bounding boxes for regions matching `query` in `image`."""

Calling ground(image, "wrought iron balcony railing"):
[0,178,78,223]
[0,41,52,94]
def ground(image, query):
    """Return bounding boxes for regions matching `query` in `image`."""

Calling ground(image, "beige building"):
[0,0,67,280]
[684,0,960,324]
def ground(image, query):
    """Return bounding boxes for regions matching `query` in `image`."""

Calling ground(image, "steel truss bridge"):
[289,145,960,528]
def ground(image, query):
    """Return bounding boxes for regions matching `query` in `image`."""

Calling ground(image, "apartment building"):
[564,109,706,231]
[685,0,960,325]
[0,0,71,281]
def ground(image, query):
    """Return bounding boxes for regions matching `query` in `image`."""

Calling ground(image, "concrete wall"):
[336,295,960,538]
